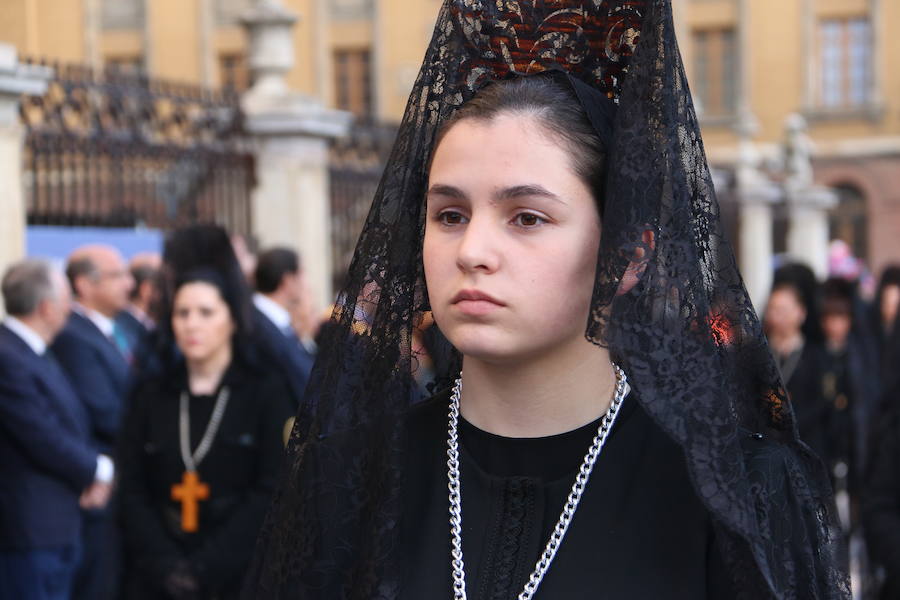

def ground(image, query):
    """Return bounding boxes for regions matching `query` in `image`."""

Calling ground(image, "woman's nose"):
[456,215,500,273]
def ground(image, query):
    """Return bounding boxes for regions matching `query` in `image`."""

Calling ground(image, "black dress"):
[400,388,737,598]
[775,342,830,466]
[118,358,294,599]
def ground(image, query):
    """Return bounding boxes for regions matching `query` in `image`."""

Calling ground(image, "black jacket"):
[0,324,97,549]
[52,311,131,451]
[118,356,293,598]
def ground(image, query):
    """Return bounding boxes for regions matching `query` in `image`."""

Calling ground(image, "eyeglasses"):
[94,270,129,281]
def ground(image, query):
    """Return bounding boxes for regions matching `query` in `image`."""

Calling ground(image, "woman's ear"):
[616,228,655,296]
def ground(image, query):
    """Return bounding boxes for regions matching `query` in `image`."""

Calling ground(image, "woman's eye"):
[437,210,468,225]
[513,212,546,228]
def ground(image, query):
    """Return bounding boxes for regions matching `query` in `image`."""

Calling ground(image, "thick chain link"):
[447,364,627,600]
[179,387,230,472]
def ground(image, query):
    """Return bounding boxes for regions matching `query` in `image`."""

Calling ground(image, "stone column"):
[0,45,51,295]
[781,114,837,280]
[312,0,332,105]
[729,1,784,310]
[785,186,837,280]
[142,0,154,74]
[737,0,752,117]
[83,0,102,71]
[739,190,780,311]
[241,0,351,311]
[198,0,215,87]
[734,113,780,310]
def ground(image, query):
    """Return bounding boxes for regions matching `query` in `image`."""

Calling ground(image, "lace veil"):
[245,1,848,598]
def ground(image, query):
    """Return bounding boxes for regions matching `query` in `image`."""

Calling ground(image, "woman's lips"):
[451,290,505,316]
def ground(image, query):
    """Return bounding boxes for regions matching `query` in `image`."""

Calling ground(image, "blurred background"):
[0,0,896,310]
[0,1,898,599]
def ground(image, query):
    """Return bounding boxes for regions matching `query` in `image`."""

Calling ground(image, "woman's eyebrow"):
[426,183,468,200]
[494,184,565,204]
[425,183,565,204]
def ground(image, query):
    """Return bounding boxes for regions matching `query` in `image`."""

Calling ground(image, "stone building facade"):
[676,0,900,278]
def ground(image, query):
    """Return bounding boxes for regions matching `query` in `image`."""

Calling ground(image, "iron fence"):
[329,120,398,288]
[19,60,254,235]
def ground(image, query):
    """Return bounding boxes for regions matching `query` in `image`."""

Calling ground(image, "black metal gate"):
[20,60,255,236]
[329,121,398,289]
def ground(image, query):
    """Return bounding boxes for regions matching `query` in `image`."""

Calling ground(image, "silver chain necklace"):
[179,387,230,472]
[447,364,628,600]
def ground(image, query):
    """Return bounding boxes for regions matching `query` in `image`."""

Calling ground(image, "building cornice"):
[707,136,900,166]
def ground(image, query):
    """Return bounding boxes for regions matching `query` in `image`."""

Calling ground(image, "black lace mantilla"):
[243,1,849,598]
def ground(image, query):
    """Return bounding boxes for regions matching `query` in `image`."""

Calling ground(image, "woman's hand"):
[162,560,200,600]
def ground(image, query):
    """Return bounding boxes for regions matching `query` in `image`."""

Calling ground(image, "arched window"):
[829,183,868,261]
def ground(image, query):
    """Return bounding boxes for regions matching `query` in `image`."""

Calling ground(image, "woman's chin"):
[180,348,210,364]
[448,335,525,365]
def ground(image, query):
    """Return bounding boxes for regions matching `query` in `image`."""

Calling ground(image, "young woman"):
[245,1,847,598]
[400,73,734,598]
[873,265,900,394]
[119,271,293,599]
[764,280,830,465]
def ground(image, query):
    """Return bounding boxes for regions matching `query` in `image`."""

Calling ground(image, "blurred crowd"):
[1,221,899,600]
[0,225,326,600]
[762,257,900,599]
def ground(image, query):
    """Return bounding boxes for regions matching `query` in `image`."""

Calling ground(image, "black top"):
[118,358,294,599]
[400,388,736,599]
[862,395,900,600]
[775,342,829,465]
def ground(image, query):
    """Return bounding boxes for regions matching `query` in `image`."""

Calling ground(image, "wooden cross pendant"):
[171,470,209,532]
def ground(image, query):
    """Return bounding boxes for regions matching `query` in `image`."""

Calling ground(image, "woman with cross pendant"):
[118,267,294,600]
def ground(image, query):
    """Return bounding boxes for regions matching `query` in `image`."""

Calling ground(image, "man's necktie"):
[111,322,133,364]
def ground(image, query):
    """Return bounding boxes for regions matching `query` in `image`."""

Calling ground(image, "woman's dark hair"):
[140,225,256,376]
[172,268,235,319]
[821,277,855,318]
[162,268,247,356]
[875,265,900,331]
[769,280,806,307]
[874,265,900,393]
[431,74,608,213]
[772,262,823,344]
[764,279,817,343]
[160,225,252,336]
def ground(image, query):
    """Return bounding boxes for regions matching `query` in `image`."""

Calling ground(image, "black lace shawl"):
[243,1,848,598]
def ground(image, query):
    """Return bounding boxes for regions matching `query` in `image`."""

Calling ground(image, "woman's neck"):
[769,330,804,356]
[458,339,617,438]
[186,345,233,396]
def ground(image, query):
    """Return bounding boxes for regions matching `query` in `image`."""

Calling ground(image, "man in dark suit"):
[0,259,112,600]
[252,247,316,407]
[115,252,159,349]
[115,253,160,377]
[53,245,133,455]
[52,245,133,600]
